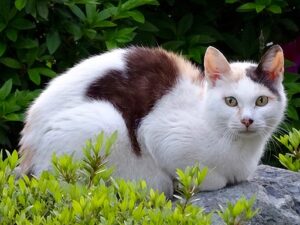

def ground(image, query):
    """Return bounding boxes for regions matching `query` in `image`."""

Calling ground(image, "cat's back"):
[30,47,201,115]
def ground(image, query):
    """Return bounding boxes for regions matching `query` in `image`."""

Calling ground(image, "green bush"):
[0,133,258,224]
[1,0,300,165]
[218,196,259,225]
[275,128,300,172]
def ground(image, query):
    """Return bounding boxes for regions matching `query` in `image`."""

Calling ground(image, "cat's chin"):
[236,130,259,138]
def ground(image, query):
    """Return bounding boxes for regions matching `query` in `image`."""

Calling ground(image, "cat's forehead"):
[220,75,277,100]
[229,62,257,80]
[228,62,280,98]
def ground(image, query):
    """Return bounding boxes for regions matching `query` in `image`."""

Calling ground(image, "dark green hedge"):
[0,0,300,159]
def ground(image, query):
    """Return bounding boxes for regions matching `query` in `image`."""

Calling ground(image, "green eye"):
[225,97,238,107]
[256,96,268,106]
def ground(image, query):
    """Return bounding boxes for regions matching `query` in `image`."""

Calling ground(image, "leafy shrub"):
[283,71,300,128]
[0,132,259,224]
[218,196,259,225]
[275,128,300,172]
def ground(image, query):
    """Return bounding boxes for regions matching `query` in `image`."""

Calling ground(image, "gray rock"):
[192,165,300,225]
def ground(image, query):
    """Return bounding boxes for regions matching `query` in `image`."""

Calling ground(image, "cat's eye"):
[256,96,268,106]
[225,97,238,107]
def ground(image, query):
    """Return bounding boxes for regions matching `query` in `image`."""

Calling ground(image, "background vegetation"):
[0,0,300,166]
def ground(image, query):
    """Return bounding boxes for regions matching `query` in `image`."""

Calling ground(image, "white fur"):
[20,49,286,197]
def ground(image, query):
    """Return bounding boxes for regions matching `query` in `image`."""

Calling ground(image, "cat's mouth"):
[237,129,258,136]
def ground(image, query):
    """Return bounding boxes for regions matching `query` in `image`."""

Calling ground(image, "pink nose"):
[241,118,254,128]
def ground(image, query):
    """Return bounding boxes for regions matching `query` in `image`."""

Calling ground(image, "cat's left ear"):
[204,46,231,85]
[257,45,284,81]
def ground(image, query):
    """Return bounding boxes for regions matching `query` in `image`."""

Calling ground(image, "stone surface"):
[192,165,300,225]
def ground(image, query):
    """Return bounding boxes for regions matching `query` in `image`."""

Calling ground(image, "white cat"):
[19,45,286,197]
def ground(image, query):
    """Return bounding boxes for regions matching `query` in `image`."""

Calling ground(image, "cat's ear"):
[204,46,231,85]
[257,45,284,80]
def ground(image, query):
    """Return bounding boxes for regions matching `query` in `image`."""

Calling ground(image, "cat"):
[19,45,286,197]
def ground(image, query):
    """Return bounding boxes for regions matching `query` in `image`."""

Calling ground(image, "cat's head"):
[203,45,286,139]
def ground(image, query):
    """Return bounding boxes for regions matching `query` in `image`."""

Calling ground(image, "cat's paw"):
[199,171,227,191]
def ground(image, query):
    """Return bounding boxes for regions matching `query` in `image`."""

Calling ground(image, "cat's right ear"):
[204,46,231,85]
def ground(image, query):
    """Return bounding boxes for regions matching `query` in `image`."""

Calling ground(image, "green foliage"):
[0,79,40,146]
[0,133,260,224]
[217,196,259,225]
[175,165,208,203]
[284,71,300,126]
[275,128,300,172]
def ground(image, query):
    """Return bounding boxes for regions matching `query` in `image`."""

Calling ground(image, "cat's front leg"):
[198,170,227,191]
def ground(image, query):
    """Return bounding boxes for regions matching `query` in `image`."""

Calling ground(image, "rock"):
[192,165,300,225]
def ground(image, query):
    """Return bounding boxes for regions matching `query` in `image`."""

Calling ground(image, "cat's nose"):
[241,118,254,128]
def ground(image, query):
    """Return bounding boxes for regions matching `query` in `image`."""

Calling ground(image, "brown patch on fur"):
[246,66,280,97]
[86,47,201,155]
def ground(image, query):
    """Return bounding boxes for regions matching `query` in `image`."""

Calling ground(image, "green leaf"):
[267,5,282,14]
[121,0,159,11]
[37,0,49,19]
[6,28,18,42]
[15,0,27,10]
[105,41,117,49]
[8,150,19,168]
[28,69,41,85]
[162,41,185,50]
[255,4,265,13]
[236,3,256,12]
[85,29,97,39]
[65,23,83,40]
[11,18,35,30]
[177,14,193,35]
[38,67,56,78]
[232,201,244,216]
[72,200,83,215]
[69,5,86,20]
[0,0,10,21]
[15,38,38,49]
[0,42,7,57]
[287,106,299,121]
[94,132,104,154]
[115,28,136,43]
[46,31,61,54]
[189,34,216,44]
[86,3,97,22]
[98,7,117,21]
[25,0,37,17]
[127,10,145,23]
[0,79,12,100]
[3,113,23,121]
[105,131,118,156]
[0,57,22,69]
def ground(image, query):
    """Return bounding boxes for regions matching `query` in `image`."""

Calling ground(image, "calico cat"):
[19,45,286,197]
